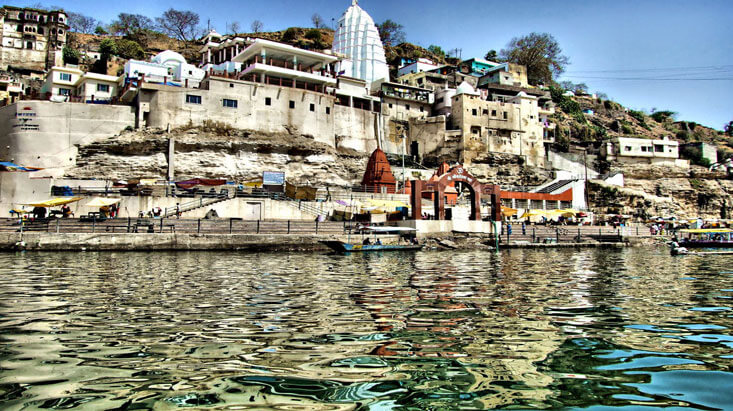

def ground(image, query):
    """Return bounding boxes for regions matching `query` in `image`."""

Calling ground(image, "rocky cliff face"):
[589,164,732,219]
[68,127,368,187]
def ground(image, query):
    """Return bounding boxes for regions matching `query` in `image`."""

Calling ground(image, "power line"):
[561,75,733,81]
[565,64,733,74]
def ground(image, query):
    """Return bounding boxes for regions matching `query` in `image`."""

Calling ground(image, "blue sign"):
[263,171,285,185]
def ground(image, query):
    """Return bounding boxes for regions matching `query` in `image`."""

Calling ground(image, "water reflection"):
[0,248,731,409]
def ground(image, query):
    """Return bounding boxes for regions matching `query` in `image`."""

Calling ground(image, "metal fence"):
[0,218,350,235]
[1,217,656,244]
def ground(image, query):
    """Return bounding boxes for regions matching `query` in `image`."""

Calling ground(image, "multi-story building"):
[601,136,687,167]
[0,5,68,71]
[40,66,119,102]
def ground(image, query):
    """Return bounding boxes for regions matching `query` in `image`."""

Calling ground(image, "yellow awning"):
[501,206,517,217]
[85,197,121,207]
[680,228,733,234]
[25,197,83,207]
[519,209,548,219]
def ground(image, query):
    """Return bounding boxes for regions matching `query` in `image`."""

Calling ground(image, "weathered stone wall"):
[0,101,135,175]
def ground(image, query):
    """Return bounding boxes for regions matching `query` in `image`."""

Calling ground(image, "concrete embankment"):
[0,232,638,252]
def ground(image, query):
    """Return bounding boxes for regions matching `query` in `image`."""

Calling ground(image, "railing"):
[163,192,232,217]
[0,217,350,235]
[498,225,639,244]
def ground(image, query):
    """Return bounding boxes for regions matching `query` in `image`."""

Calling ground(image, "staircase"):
[535,179,576,194]
[281,198,325,218]
[163,194,233,218]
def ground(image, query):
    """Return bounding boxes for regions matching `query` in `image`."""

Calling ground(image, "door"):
[244,202,261,220]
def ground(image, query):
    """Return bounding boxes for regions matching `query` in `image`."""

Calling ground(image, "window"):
[624,146,632,151]
[26,41,33,49]
[185,94,202,104]
[229,83,234,88]
[289,100,295,109]
[405,104,410,110]
[472,108,477,116]
[503,111,508,119]
[58,88,71,96]
[96,84,110,92]
[326,107,330,115]
[37,27,43,34]
[482,109,488,115]
[420,106,424,112]
[223,98,237,108]
[654,145,664,153]
[309,103,315,112]
[388,103,393,108]
[59,72,71,81]
[491,109,497,116]
[436,97,444,104]
[58,29,63,34]
[641,146,647,152]
[16,24,21,31]
[265,97,271,106]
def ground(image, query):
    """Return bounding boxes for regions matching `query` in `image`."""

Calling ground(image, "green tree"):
[650,110,677,123]
[99,38,117,60]
[94,25,108,35]
[62,46,80,64]
[500,32,569,85]
[725,120,733,137]
[427,45,445,57]
[282,27,298,42]
[484,49,498,61]
[115,39,145,60]
[377,19,406,46]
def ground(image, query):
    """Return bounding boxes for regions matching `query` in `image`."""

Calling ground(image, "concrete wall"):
[0,101,135,175]
[140,77,386,154]
[548,150,600,179]
[0,172,53,212]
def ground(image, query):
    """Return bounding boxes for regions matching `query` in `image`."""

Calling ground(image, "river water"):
[0,247,731,410]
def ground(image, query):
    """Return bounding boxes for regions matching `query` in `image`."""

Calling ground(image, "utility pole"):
[401,133,406,191]
[583,148,589,209]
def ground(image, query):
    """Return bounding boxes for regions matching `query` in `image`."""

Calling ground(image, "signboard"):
[262,171,285,186]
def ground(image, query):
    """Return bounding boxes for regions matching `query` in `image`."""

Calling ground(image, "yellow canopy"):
[85,197,121,207]
[501,206,517,217]
[365,199,410,209]
[25,197,82,207]
[680,228,733,234]
[519,209,548,219]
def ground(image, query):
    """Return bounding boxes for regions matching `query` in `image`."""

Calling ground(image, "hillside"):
[61,30,732,218]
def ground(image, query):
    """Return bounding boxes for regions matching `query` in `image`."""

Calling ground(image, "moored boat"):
[677,228,733,248]
[320,240,423,253]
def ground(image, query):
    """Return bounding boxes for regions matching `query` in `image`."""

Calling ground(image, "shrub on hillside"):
[305,29,321,41]
[282,27,298,42]
[650,110,676,123]
[681,145,711,167]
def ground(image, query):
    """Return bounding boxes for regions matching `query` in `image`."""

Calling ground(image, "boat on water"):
[321,225,423,253]
[320,241,423,253]
[677,228,733,248]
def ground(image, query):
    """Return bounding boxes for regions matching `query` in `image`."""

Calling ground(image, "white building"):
[76,72,119,102]
[602,136,688,167]
[332,0,390,90]
[40,65,82,98]
[124,50,205,88]
[397,58,439,77]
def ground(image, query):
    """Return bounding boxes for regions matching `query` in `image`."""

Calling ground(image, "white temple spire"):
[333,1,390,88]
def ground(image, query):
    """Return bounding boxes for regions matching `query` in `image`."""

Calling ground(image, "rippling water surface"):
[0,247,732,410]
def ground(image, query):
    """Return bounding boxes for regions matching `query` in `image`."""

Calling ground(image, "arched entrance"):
[409,166,501,221]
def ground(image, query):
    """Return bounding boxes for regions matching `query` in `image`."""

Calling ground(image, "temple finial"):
[352,0,357,5]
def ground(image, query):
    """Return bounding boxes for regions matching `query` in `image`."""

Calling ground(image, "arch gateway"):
[409,165,501,221]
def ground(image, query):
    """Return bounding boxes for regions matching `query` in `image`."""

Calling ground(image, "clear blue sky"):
[12,0,733,130]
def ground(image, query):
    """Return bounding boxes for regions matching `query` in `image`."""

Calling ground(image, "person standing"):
[521,221,526,236]
[175,203,181,219]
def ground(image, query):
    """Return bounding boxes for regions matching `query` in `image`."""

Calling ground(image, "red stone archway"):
[409,166,502,221]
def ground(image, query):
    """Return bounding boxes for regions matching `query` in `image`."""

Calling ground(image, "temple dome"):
[456,81,479,96]
[333,1,390,87]
[361,148,396,193]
